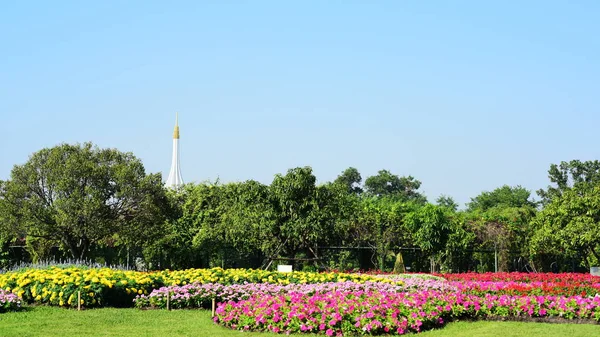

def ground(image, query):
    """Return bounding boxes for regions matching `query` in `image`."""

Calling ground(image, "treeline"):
[1,142,600,273]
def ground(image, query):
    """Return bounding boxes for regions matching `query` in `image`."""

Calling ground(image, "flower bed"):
[215,290,600,335]
[441,272,600,297]
[452,280,600,297]
[340,270,445,281]
[156,268,398,286]
[0,267,396,308]
[0,289,21,313]
[135,279,454,310]
[0,267,161,308]
[440,272,600,284]
[134,281,407,309]
[213,272,600,335]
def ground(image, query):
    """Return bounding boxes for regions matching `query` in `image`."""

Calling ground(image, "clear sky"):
[1,1,598,207]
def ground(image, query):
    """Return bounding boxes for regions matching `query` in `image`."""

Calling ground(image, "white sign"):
[277,265,293,272]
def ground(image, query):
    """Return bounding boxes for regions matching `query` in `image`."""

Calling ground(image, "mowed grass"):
[0,307,598,337]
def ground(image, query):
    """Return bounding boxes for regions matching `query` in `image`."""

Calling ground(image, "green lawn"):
[0,307,598,337]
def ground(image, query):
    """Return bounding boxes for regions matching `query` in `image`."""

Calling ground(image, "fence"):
[2,244,589,274]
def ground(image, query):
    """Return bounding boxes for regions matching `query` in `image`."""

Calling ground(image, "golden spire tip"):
[173,112,180,139]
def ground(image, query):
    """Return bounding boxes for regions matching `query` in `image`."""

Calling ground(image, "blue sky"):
[1,1,598,207]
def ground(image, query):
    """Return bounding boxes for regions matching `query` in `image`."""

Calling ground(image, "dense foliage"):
[1,143,600,272]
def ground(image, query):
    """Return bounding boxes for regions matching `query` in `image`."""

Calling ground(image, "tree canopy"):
[1,143,599,274]
[466,185,536,212]
[537,160,600,204]
[0,143,169,260]
[531,178,600,268]
[363,170,426,203]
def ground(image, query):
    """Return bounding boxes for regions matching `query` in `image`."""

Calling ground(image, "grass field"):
[0,307,598,337]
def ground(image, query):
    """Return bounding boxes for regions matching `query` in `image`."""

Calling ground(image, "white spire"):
[166,113,184,189]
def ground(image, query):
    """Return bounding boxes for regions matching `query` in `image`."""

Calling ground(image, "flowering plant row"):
[0,267,395,308]
[337,270,445,281]
[134,279,455,309]
[441,272,600,284]
[0,267,160,308]
[215,290,600,335]
[440,273,600,297]
[135,281,401,309]
[0,289,21,313]
[452,280,600,297]
[155,268,398,287]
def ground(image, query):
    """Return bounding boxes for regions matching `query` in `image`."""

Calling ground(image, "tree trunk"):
[78,238,89,260]
[62,237,79,260]
[62,236,89,260]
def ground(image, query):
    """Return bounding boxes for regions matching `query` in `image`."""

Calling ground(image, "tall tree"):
[151,182,223,269]
[436,195,459,211]
[0,143,169,260]
[465,185,537,271]
[530,184,600,269]
[466,206,535,271]
[466,185,536,212]
[537,160,600,204]
[364,170,426,203]
[269,167,330,263]
[349,197,416,270]
[333,167,363,195]
[219,180,275,257]
[405,204,453,264]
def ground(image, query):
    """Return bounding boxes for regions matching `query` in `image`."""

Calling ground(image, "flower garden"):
[1,267,599,335]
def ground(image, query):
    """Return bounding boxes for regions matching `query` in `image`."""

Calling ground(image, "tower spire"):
[166,112,184,188]
[173,112,180,139]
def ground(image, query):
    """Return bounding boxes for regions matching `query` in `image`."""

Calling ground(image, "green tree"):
[405,204,453,272]
[269,167,334,265]
[333,167,363,195]
[216,180,275,266]
[466,185,536,212]
[364,170,426,203]
[436,195,459,211]
[350,197,416,270]
[464,185,537,271]
[144,182,218,269]
[466,206,535,272]
[442,213,476,272]
[530,184,600,269]
[151,180,273,270]
[0,143,169,260]
[537,160,600,204]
